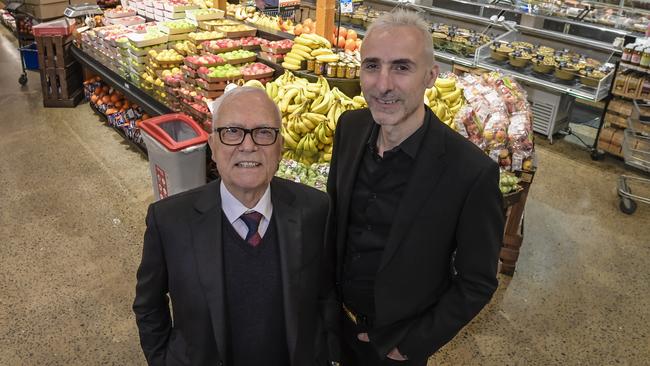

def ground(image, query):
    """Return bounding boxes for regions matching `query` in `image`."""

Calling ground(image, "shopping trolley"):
[617,100,650,215]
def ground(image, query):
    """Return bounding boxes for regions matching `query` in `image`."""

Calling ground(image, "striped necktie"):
[240,211,263,247]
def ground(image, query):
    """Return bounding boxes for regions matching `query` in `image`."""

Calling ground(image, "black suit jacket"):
[326,107,504,360]
[133,177,330,366]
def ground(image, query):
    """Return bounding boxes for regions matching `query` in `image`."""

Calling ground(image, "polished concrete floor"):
[1,27,649,365]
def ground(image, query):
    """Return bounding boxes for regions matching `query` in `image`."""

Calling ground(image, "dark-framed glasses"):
[215,126,280,146]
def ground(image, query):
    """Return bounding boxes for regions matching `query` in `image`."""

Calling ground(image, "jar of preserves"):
[641,48,650,68]
[621,43,635,62]
[314,60,324,75]
[306,59,315,72]
[345,63,356,79]
[631,46,643,65]
[326,62,337,77]
[336,62,346,78]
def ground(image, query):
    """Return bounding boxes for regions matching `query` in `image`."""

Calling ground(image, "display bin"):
[20,43,39,70]
[139,113,210,200]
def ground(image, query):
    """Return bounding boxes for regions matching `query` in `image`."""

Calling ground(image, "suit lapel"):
[337,119,374,270]
[189,180,229,365]
[378,111,449,272]
[270,179,301,365]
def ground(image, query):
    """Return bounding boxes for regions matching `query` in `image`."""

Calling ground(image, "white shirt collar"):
[220,181,273,224]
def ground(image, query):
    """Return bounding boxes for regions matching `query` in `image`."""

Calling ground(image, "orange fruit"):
[347,30,358,41]
[345,38,356,51]
[337,36,346,49]
[335,26,347,39]
[294,24,303,36]
[303,18,313,27]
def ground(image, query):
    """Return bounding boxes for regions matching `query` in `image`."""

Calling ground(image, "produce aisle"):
[2,9,650,366]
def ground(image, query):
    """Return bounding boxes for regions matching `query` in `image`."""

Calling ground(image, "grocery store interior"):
[1,0,650,364]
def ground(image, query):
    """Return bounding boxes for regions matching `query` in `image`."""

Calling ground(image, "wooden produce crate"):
[499,169,535,276]
[35,35,75,69]
[40,64,84,108]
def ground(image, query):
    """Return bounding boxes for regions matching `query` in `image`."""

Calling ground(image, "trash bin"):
[139,113,210,201]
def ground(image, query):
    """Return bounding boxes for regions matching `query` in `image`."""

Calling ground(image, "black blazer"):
[326,107,504,360]
[133,177,330,366]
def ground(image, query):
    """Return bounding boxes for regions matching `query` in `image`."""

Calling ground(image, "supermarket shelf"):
[89,103,148,158]
[254,26,295,41]
[70,45,172,116]
[612,91,650,103]
[619,62,650,75]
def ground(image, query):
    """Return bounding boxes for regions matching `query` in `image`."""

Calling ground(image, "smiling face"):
[360,25,438,130]
[209,89,282,206]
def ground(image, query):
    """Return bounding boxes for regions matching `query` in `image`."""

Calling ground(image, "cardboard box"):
[23,2,68,19]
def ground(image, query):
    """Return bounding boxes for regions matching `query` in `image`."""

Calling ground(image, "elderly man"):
[326,10,505,365]
[133,87,330,366]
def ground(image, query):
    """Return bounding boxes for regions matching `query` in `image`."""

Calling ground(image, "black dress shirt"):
[341,120,428,323]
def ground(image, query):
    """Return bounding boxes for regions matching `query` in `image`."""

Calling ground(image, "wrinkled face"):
[209,92,282,199]
[360,25,438,128]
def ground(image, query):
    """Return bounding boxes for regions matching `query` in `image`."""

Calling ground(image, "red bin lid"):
[139,113,210,152]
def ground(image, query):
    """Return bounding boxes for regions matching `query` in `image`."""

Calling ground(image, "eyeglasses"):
[215,126,280,146]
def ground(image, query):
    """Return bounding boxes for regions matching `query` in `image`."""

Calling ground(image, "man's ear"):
[426,64,439,89]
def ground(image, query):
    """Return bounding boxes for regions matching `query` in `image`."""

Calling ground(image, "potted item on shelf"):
[508,49,533,68]
[531,54,555,74]
[490,41,512,61]
[554,61,579,81]
[579,66,609,87]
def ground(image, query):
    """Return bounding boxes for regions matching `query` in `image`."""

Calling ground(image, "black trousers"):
[340,315,429,366]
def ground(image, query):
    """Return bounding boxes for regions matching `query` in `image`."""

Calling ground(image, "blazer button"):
[218,362,223,366]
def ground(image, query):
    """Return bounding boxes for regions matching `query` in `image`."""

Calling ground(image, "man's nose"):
[375,68,393,92]
[238,132,257,151]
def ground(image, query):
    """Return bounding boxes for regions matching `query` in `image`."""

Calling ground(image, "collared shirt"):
[341,119,428,320]
[220,182,273,240]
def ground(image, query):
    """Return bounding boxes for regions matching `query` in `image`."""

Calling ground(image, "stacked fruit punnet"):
[265,71,367,164]
[425,73,465,128]
[282,33,339,71]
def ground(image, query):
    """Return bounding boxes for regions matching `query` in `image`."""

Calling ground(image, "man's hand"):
[386,347,408,361]
[357,333,408,361]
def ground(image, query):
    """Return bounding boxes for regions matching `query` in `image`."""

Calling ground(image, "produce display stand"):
[71,45,173,116]
[500,170,535,275]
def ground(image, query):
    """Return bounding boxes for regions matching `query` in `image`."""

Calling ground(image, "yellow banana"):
[280,88,300,112]
[284,52,305,62]
[303,112,328,124]
[291,48,314,60]
[301,33,332,48]
[311,48,334,56]
[301,116,316,130]
[441,88,461,103]
[282,130,298,149]
[311,92,331,114]
[282,61,300,71]
[292,44,313,53]
[316,54,339,63]
[294,36,319,48]
[435,77,456,89]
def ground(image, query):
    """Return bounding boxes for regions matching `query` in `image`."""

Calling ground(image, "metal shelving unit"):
[70,45,172,116]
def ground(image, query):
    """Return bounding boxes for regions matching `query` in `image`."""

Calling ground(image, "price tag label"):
[340,0,353,14]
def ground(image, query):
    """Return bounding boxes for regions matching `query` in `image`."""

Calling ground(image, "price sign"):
[279,0,301,8]
[340,0,353,14]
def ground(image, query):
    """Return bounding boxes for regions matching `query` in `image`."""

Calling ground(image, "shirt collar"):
[366,110,430,159]
[220,182,273,224]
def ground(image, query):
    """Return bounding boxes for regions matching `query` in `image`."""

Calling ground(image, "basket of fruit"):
[158,19,197,34]
[186,8,225,21]
[202,39,242,54]
[152,49,185,66]
[239,36,265,50]
[184,54,226,69]
[217,24,257,38]
[222,50,257,65]
[261,39,293,54]
[195,77,228,90]
[188,31,225,44]
[241,62,275,80]
[197,64,243,82]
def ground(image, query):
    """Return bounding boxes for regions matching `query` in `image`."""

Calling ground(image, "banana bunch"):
[265,71,368,164]
[282,33,336,71]
[425,75,465,128]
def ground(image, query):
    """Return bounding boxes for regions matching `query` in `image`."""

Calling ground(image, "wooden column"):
[315,0,335,41]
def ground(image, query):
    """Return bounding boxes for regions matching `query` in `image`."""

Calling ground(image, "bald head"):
[212,86,282,130]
